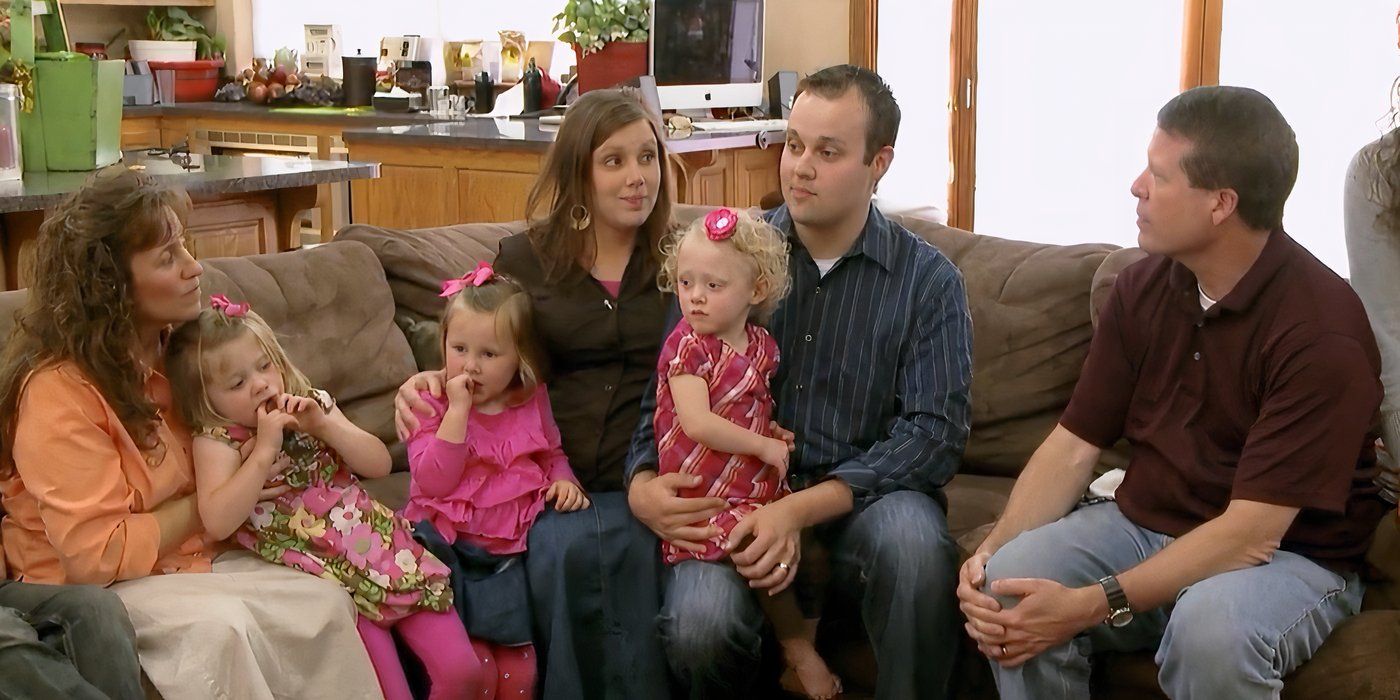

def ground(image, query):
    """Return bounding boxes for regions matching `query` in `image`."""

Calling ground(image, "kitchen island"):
[343,117,785,229]
[0,151,378,290]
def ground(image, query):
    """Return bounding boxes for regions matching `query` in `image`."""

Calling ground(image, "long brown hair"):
[524,88,674,283]
[0,166,191,472]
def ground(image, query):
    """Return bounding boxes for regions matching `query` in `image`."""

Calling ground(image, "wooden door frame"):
[850,0,879,69]
[1180,0,1223,89]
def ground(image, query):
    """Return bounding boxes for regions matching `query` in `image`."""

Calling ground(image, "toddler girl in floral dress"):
[166,296,481,700]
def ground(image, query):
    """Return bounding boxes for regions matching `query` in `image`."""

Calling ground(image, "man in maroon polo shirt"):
[956,85,1388,699]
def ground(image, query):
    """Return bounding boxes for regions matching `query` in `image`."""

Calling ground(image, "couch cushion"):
[197,241,417,446]
[890,215,1118,478]
[336,221,524,324]
[0,241,415,455]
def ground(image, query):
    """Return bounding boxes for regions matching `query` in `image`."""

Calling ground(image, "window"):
[1218,0,1400,275]
[973,2,1183,247]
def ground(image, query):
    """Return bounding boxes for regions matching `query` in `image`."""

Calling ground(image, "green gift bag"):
[9,0,123,171]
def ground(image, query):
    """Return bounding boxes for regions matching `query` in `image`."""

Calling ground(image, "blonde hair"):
[439,271,547,406]
[658,210,792,324]
[165,306,313,431]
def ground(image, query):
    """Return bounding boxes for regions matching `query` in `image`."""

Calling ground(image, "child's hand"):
[758,437,790,481]
[265,450,293,483]
[444,372,477,408]
[275,393,328,435]
[253,403,298,459]
[546,480,591,512]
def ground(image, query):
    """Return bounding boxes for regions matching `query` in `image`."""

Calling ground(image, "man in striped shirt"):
[627,65,973,699]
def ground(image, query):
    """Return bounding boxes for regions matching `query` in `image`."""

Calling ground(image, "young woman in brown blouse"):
[396,88,676,698]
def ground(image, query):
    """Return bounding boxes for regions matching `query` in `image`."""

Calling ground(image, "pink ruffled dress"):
[404,386,578,555]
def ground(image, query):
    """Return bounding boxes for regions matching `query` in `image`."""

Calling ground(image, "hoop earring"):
[570,204,592,231]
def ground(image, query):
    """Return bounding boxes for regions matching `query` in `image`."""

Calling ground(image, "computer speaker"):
[767,70,799,119]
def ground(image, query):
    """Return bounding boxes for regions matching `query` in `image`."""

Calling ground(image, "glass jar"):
[0,83,21,180]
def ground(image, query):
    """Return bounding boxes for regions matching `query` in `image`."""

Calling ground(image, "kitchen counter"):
[123,102,451,127]
[0,152,380,289]
[341,117,784,155]
[0,151,379,214]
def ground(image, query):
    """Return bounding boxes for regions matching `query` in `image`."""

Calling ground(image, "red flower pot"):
[574,41,649,94]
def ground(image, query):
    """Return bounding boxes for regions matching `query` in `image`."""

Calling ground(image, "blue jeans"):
[525,491,671,700]
[984,501,1364,700]
[658,490,961,700]
[0,580,143,700]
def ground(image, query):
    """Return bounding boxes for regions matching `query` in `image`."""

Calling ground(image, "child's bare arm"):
[313,406,392,479]
[193,436,281,540]
[671,374,788,471]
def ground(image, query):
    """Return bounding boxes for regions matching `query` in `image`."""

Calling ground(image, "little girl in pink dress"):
[405,262,590,699]
[654,209,841,699]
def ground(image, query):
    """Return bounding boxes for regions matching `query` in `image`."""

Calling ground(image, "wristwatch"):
[1097,574,1134,628]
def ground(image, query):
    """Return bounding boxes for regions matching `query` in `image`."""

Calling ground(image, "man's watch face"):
[1108,608,1134,628]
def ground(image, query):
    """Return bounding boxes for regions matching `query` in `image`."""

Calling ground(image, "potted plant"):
[554,0,650,93]
[129,8,226,63]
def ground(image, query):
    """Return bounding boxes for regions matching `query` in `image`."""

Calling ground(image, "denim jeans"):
[524,491,671,700]
[0,580,144,700]
[657,490,961,700]
[984,501,1364,700]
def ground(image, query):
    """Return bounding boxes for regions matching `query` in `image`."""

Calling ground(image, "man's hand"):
[770,421,795,452]
[977,578,1104,667]
[394,369,446,440]
[726,498,803,594]
[628,471,728,553]
[958,550,1012,657]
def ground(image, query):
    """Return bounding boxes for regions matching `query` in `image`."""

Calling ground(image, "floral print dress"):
[204,424,453,622]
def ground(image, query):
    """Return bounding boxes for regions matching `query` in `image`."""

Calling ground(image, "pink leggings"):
[356,612,535,700]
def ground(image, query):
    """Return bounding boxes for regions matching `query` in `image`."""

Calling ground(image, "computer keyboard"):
[690,118,788,133]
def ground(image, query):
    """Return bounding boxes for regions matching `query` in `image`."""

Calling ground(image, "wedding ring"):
[777,562,791,571]
[1000,645,1008,657]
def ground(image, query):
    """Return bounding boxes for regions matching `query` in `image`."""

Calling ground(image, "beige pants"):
[112,550,382,700]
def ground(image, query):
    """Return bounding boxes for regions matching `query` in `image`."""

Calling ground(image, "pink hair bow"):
[439,261,496,298]
[209,294,249,318]
[705,208,738,241]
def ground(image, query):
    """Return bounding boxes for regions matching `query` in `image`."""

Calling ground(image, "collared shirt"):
[2,362,210,585]
[495,232,670,492]
[628,203,973,512]
[1061,230,1387,569]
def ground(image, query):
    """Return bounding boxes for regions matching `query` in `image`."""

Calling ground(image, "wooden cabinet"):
[347,140,781,230]
[120,116,164,151]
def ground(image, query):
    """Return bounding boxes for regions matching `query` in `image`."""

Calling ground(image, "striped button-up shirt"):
[627,203,972,512]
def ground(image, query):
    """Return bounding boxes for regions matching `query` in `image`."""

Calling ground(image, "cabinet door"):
[184,196,277,259]
[121,116,163,150]
[457,169,537,223]
[731,147,781,209]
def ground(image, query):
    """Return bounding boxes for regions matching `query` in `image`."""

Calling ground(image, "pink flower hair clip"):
[209,294,249,318]
[705,208,738,241]
[440,261,496,298]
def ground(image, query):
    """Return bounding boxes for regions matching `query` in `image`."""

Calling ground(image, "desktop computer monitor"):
[650,0,765,111]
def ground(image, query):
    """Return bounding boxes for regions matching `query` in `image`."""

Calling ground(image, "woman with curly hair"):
[0,165,381,698]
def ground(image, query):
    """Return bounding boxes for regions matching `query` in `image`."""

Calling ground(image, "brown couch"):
[1,205,1394,698]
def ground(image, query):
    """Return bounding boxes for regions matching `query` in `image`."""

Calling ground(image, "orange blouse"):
[0,362,213,585]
